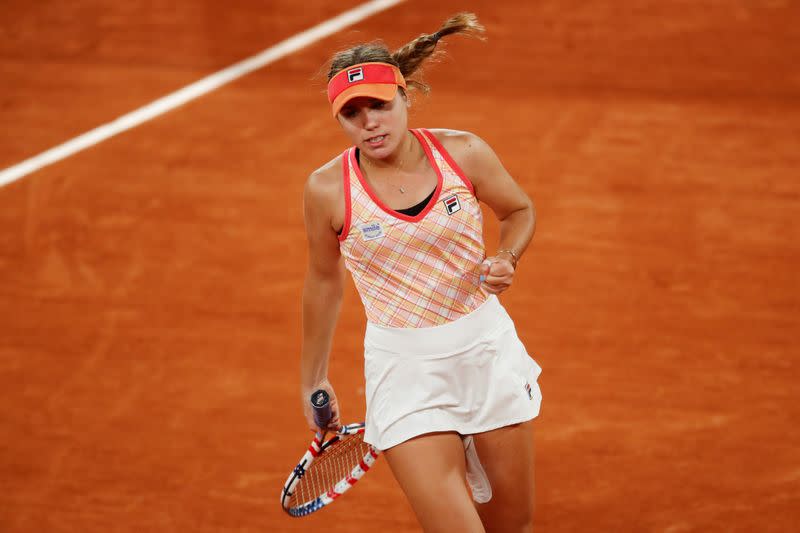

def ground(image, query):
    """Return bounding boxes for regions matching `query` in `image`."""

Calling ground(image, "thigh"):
[472,421,536,533]
[384,431,485,533]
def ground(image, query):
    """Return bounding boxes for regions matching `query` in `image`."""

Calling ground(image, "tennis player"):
[300,13,542,532]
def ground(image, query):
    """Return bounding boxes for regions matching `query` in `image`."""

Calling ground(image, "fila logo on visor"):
[347,67,365,83]
[443,194,461,215]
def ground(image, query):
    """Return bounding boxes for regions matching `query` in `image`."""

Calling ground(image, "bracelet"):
[496,248,519,269]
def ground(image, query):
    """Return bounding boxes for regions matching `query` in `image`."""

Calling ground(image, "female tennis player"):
[300,12,542,532]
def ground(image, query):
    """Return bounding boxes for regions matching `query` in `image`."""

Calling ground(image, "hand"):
[302,379,342,434]
[479,256,515,295]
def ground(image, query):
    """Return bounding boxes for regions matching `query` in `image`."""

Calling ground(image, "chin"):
[360,144,387,159]
[364,138,400,159]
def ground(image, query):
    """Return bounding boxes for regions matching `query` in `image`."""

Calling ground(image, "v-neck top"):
[396,188,436,216]
[338,129,487,328]
[354,147,437,216]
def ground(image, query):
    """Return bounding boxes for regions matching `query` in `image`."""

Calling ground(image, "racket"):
[280,389,380,517]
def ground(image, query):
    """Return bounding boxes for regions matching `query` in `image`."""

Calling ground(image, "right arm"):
[300,165,346,432]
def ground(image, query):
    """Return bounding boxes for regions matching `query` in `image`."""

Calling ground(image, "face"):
[336,91,409,160]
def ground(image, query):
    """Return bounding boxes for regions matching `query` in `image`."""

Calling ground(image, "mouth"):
[364,134,387,147]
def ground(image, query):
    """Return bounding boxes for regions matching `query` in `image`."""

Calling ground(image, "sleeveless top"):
[338,129,488,328]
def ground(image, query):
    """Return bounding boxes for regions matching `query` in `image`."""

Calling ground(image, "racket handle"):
[310,389,332,429]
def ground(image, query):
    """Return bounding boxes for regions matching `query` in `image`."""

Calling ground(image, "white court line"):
[0,0,404,188]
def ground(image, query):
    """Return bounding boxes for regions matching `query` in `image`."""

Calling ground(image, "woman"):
[300,12,542,533]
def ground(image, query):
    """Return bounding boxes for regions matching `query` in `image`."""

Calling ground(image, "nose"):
[362,107,380,130]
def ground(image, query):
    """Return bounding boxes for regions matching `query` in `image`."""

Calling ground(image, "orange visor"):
[327,62,406,117]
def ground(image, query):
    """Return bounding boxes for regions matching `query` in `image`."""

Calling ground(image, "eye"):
[340,107,357,119]
[370,100,387,110]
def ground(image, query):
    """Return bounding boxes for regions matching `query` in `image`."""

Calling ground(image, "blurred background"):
[1,1,798,531]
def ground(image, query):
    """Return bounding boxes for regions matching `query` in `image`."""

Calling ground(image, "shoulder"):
[304,152,348,232]
[424,128,498,176]
[305,153,346,207]
[425,128,484,151]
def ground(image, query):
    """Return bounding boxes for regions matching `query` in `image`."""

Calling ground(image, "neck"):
[362,130,417,171]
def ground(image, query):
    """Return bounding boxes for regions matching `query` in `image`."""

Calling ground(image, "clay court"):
[2,1,799,531]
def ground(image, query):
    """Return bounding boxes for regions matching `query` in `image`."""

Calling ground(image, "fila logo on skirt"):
[442,194,461,215]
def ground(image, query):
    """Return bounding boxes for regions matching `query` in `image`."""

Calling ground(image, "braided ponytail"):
[326,12,485,94]
[391,12,485,83]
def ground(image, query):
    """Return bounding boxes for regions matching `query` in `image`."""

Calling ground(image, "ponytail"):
[391,12,485,82]
[326,12,485,94]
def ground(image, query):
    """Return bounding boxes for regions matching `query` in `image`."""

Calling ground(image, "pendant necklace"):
[364,140,413,194]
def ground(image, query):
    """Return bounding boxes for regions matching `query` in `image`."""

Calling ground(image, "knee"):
[485,519,533,533]
[512,509,534,533]
[502,485,535,529]
[504,517,533,533]
[483,504,533,533]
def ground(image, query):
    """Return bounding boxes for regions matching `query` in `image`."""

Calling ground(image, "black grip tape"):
[310,389,332,429]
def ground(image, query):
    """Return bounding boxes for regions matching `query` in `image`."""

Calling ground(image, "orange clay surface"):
[1,1,799,532]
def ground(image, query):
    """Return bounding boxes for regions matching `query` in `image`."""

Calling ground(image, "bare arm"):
[438,130,536,294]
[300,166,346,430]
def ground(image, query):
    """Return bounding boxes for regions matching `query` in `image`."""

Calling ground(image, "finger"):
[489,259,514,276]
[483,272,513,285]
[478,259,492,283]
[483,280,510,293]
[481,280,501,293]
[328,410,342,429]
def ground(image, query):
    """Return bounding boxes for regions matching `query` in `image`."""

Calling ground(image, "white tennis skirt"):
[363,295,542,451]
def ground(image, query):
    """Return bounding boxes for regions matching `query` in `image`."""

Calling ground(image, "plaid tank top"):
[338,129,488,328]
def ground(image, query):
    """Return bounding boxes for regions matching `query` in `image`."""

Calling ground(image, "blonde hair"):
[326,12,485,94]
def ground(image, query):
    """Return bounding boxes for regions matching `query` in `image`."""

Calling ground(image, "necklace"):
[362,138,414,194]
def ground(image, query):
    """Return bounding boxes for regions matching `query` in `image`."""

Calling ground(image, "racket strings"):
[290,432,370,507]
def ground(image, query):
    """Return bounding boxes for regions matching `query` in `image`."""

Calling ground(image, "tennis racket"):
[280,389,380,517]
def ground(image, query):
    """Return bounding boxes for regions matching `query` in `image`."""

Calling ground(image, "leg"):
[471,421,536,533]
[383,431,485,533]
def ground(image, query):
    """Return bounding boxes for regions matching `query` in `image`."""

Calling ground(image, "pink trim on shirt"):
[420,129,475,195]
[348,129,443,223]
[338,149,353,242]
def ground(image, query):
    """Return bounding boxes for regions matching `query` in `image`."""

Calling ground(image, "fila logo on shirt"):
[347,67,364,83]
[442,194,461,215]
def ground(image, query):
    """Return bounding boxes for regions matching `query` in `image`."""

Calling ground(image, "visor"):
[327,62,407,117]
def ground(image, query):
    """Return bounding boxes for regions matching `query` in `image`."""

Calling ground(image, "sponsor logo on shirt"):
[524,382,533,400]
[359,221,385,241]
[442,194,461,215]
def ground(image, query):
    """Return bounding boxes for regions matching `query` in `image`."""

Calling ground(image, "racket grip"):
[310,389,332,429]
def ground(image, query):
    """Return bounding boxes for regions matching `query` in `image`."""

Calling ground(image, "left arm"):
[437,130,536,294]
